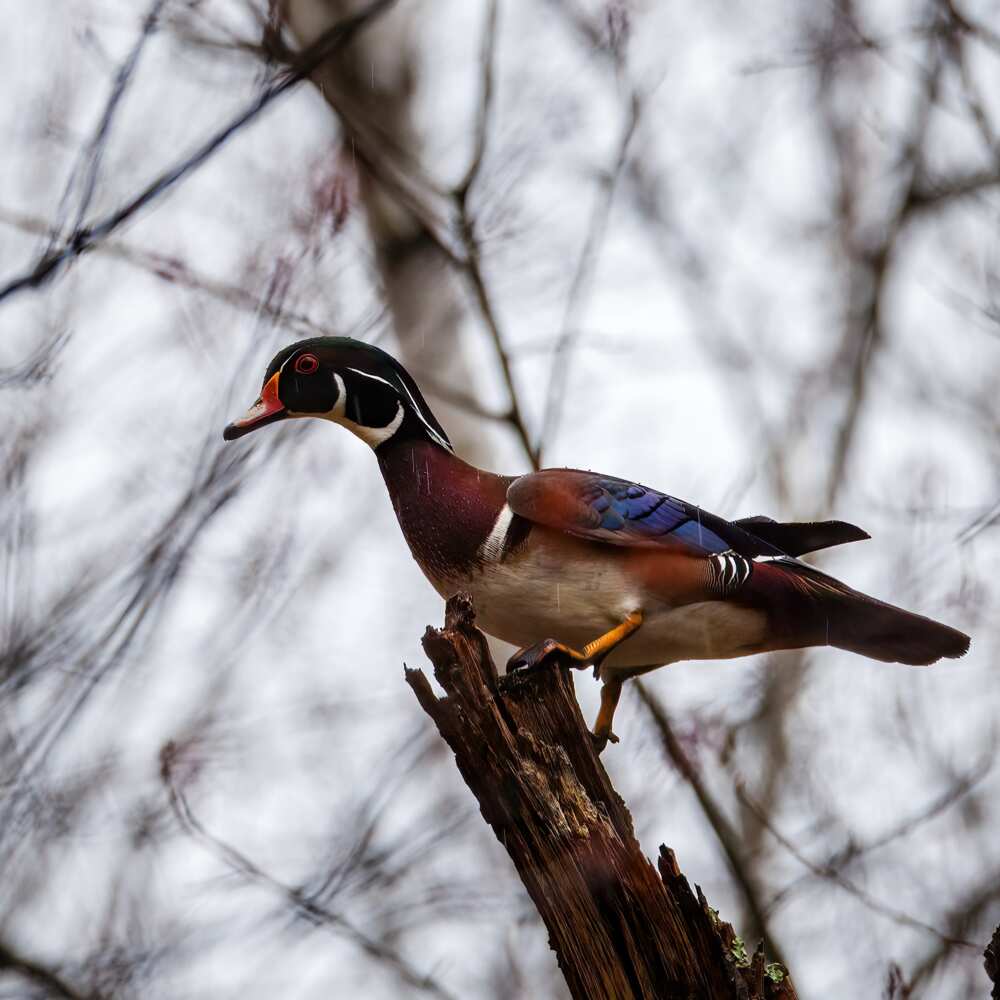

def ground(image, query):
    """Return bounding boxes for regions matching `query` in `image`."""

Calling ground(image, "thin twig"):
[451,0,539,469]
[1,294,294,821]
[634,680,787,966]
[160,744,458,1000]
[460,245,539,468]
[327,92,462,259]
[908,165,1000,210]
[948,14,999,154]
[456,0,499,199]
[542,0,607,54]
[822,12,947,507]
[51,0,169,248]
[0,204,386,343]
[0,939,93,1000]
[942,0,1000,53]
[906,875,1000,993]
[537,88,640,460]
[0,0,398,306]
[737,781,978,948]
[766,756,993,913]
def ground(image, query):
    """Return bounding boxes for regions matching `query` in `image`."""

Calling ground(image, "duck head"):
[222,337,452,452]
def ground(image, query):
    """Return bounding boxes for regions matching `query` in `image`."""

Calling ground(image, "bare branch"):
[0,0,399,307]
[458,241,539,469]
[942,0,1000,53]
[160,740,459,1000]
[456,0,499,199]
[0,204,385,343]
[908,166,1000,211]
[766,756,993,914]
[822,9,947,506]
[900,873,1000,993]
[451,0,538,469]
[635,680,787,968]
[51,0,169,248]
[278,0,538,468]
[737,782,978,948]
[0,939,93,1000]
[537,87,640,459]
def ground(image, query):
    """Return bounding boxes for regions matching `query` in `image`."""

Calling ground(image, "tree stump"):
[405,593,797,1000]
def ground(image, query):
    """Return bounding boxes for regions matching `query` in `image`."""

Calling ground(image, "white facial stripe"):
[400,384,453,451]
[345,367,395,390]
[358,368,452,452]
[330,372,347,418]
[290,364,450,452]
[480,504,514,562]
[346,365,452,452]
[307,372,403,449]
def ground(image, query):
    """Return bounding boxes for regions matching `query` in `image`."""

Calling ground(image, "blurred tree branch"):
[407,594,796,1000]
[0,0,398,305]
[0,204,385,343]
[281,0,538,467]
[50,0,169,250]
[736,780,978,949]
[765,754,993,915]
[905,875,1000,994]
[537,89,640,461]
[633,680,785,968]
[537,38,641,461]
[453,0,539,469]
[819,1,947,508]
[160,739,458,1000]
[0,939,93,1000]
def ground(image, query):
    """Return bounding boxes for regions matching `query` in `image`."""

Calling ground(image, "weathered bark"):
[406,594,797,1000]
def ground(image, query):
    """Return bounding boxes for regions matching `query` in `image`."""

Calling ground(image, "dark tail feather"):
[735,516,870,557]
[827,593,970,665]
[758,561,970,665]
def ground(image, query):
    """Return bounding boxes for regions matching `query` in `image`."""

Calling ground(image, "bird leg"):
[591,676,624,754]
[506,611,643,751]
[506,611,643,673]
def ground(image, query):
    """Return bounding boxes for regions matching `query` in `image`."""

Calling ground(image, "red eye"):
[294,353,319,375]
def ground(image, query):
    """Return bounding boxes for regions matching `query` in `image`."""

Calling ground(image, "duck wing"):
[507,469,780,558]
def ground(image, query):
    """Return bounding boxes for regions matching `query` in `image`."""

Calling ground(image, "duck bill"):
[223,372,287,440]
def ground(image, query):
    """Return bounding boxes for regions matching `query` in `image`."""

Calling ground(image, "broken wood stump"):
[405,593,796,1000]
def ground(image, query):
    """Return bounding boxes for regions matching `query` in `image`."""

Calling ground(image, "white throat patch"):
[346,366,453,452]
[316,372,405,449]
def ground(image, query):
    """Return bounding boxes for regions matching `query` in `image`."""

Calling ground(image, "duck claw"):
[506,638,576,673]
[590,729,619,754]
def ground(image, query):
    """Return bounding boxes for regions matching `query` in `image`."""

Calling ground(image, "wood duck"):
[223,337,970,750]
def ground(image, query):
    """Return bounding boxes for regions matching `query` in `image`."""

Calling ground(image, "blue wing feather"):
[507,470,774,557]
[593,477,732,552]
[506,470,869,562]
